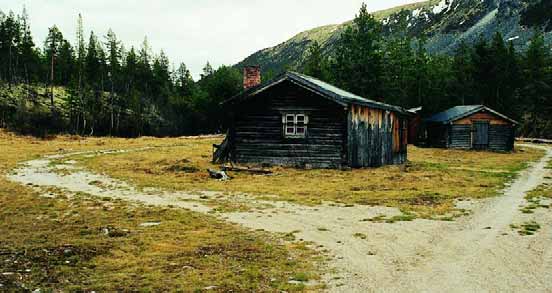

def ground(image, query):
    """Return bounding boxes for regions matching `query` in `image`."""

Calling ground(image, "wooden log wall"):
[449,111,515,151]
[447,124,514,151]
[347,104,407,167]
[426,110,515,152]
[230,81,347,168]
[448,125,472,149]
[488,125,515,151]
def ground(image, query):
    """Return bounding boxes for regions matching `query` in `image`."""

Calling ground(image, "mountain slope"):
[236,0,551,73]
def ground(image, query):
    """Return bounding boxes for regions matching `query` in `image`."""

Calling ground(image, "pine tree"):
[523,30,551,137]
[413,38,430,111]
[105,28,121,135]
[201,62,214,79]
[303,41,330,81]
[175,63,195,97]
[85,32,101,87]
[73,13,87,133]
[452,40,475,105]
[18,6,39,84]
[44,25,64,107]
[0,11,22,86]
[472,37,492,105]
[333,3,383,99]
[488,32,509,111]
[381,17,415,107]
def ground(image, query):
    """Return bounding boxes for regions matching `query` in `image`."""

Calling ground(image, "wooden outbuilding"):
[424,105,518,151]
[407,106,422,144]
[214,67,409,169]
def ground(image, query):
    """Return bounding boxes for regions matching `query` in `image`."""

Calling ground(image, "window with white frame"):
[283,114,308,138]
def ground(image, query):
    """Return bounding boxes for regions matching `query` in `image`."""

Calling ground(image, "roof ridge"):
[425,105,518,124]
[286,71,406,113]
[224,70,407,114]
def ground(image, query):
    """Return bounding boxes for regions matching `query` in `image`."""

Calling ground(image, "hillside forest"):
[0,4,551,138]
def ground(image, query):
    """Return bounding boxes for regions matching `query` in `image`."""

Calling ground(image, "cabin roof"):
[425,105,518,125]
[224,71,407,114]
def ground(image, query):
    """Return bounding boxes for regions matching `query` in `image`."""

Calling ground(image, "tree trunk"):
[50,54,55,109]
[8,43,12,90]
[110,75,114,136]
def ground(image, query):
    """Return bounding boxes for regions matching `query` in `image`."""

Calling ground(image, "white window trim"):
[283,113,309,138]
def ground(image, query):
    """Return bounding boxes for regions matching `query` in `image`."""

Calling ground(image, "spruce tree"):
[452,41,475,105]
[18,7,39,84]
[523,30,551,137]
[105,29,121,135]
[175,63,195,97]
[303,41,329,81]
[333,3,383,99]
[201,62,214,79]
[44,25,64,107]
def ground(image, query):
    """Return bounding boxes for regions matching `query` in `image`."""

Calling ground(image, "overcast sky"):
[1,0,421,79]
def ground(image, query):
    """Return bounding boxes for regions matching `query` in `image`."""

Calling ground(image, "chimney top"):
[243,66,261,89]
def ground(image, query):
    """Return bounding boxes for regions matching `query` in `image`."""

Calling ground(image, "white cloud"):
[1,0,422,79]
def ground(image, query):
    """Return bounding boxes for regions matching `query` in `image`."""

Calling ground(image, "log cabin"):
[424,105,518,151]
[213,66,409,169]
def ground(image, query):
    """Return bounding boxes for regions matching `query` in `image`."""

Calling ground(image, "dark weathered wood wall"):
[230,80,347,168]
[448,125,472,149]
[488,125,515,151]
[347,105,408,167]
[426,124,449,148]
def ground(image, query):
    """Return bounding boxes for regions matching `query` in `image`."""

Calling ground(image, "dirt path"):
[7,145,552,292]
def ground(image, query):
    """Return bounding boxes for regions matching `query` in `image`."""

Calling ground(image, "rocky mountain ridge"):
[236,0,551,73]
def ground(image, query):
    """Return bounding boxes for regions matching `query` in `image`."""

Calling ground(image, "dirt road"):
[7,145,552,292]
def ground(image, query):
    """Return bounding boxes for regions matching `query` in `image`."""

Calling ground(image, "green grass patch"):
[517,221,541,236]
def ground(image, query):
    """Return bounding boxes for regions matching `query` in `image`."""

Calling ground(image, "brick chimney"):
[243,66,261,89]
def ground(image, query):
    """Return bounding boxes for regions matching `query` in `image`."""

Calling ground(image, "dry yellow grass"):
[81,136,544,217]
[0,130,320,291]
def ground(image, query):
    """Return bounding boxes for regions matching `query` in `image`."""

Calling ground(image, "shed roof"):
[224,71,407,114]
[425,105,518,125]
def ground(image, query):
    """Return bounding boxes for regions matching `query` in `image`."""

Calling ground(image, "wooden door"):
[472,121,489,150]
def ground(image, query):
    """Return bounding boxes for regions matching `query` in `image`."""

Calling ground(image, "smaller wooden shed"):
[424,105,518,151]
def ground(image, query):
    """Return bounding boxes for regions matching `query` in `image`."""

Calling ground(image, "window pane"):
[296,127,305,134]
[286,115,295,122]
[296,115,305,122]
[286,127,295,134]
[297,121,305,127]
[287,122,295,127]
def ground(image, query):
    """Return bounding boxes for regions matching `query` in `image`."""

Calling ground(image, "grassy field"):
[0,130,320,291]
[81,136,543,217]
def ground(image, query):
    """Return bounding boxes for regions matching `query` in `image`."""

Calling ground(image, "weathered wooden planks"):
[230,80,346,168]
[347,105,408,167]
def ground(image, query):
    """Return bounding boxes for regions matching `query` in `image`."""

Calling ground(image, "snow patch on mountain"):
[432,0,454,14]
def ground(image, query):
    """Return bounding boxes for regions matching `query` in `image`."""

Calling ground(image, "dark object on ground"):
[207,169,230,181]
